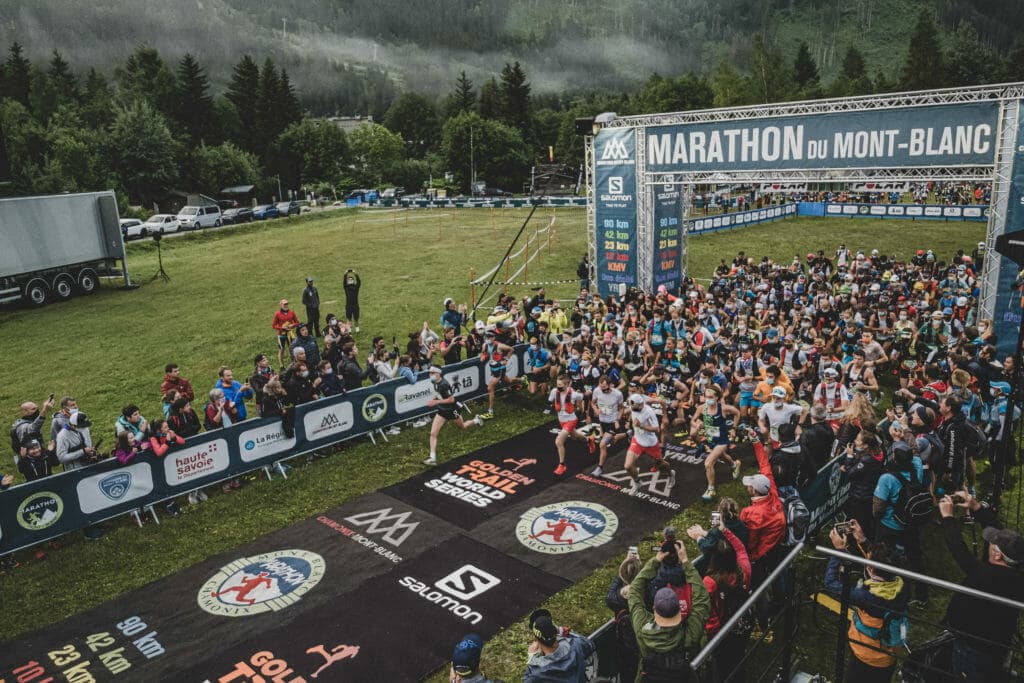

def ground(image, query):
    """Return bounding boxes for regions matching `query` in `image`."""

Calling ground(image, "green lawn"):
[1,208,1006,681]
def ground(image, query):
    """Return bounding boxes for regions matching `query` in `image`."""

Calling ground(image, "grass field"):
[0,207,1007,680]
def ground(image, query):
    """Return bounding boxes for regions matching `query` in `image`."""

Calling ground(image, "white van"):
[176,205,222,230]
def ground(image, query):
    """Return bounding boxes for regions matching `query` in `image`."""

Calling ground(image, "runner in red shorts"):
[549,374,591,476]
[624,393,674,495]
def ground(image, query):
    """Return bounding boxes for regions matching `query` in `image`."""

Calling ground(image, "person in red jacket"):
[146,418,185,516]
[740,428,787,576]
[272,299,301,366]
[160,363,194,402]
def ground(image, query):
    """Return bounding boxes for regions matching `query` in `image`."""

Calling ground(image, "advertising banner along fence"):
[652,185,683,292]
[0,349,525,556]
[594,127,638,296]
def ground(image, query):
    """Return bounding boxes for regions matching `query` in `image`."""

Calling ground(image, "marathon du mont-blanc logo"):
[198,549,325,617]
[99,471,132,501]
[361,393,388,423]
[17,491,65,530]
[516,501,619,554]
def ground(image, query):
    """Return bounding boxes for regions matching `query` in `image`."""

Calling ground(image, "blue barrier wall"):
[798,201,988,221]
[0,348,527,556]
[687,204,796,236]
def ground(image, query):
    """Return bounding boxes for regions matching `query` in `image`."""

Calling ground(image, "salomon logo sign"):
[435,565,500,600]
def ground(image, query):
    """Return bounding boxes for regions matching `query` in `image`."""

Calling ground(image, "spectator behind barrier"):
[523,608,595,683]
[938,491,1024,681]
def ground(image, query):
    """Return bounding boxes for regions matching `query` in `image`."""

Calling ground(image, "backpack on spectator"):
[960,420,988,461]
[852,607,909,648]
[892,471,934,527]
[612,608,639,660]
[781,490,810,545]
[640,636,692,682]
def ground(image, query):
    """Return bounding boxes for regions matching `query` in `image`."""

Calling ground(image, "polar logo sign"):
[78,463,155,513]
[163,438,229,486]
[361,394,388,423]
[303,402,355,440]
[198,549,325,617]
[399,564,500,624]
[343,507,420,547]
[239,422,297,463]
[446,370,480,396]
[16,491,64,531]
[516,501,619,555]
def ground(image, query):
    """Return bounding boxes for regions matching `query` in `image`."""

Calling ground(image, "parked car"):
[476,187,513,197]
[120,218,142,240]
[140,214,182,236]
[221,207,254,224]
[276,201,301,217]
[381,187,405,200]
[253,204,280,220]
[176,205,222,230]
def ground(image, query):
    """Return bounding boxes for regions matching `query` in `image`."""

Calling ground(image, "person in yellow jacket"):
[824,523,909,682]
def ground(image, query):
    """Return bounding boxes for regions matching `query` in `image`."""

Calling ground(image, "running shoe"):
[554,463,567,476]
[668,470,677,488]
[732,460,742,480]
[674,429,689,438]
[188,491,199,505]
[480,411,495,420]
[591,465,603,477]
[701,486,716,502]
[474,415,483,426]
[422,456,437,466]
[625,479,640,495]
[197,490,209,502]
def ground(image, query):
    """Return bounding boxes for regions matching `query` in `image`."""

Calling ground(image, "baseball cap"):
[529,609,558,645]
[580,324,591,333]
[474,320,486,333]
[771,386,787,399]
[942,307,953,316]
[451,633,483,676]
[628,394,645,409]
[653,586,681,619]
[532,306,542,315]
[444,297,454,307]
[70,411,91,429]
[823,367,839,378]
[305,277,313,283]
[914,436,933,460]
[25,439,41,449]
[982,527,1024,564]
[742,473,772,496]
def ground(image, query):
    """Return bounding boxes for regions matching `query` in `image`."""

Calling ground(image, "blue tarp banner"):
[652,185,683,292]
[0,347,528,556]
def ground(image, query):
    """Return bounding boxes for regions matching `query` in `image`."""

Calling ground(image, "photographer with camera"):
[938,490,1024,681]
[440,327,467,365]
[627,536,710,681]
[56,411,98,472]
[823,526,908,683]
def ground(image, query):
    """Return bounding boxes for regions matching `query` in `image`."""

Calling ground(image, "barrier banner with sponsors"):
[0,349,520,556]
[823,202,988,221]
[992,104,1024,357]
[802,455,850,533]
[594,127,638,296]
[652,184,683,292]
[646,102,999,173]
[688,203,796,236]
